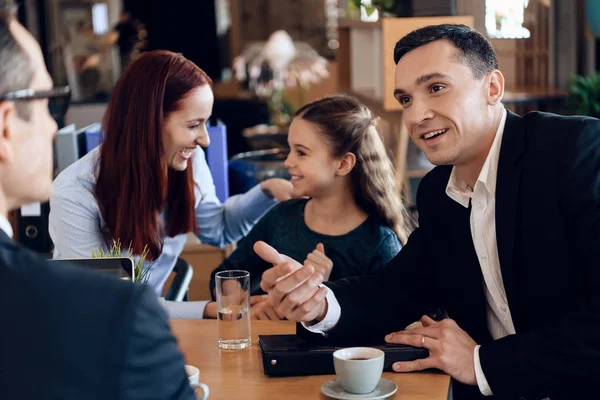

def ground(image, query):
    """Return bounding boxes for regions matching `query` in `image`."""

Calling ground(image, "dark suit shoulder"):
[119,283,195,399]
[522,111,599,143]
[0,239,138,310]
[0,236,148,354]
[519,112,600,169]
[417,165,453,201]
[522,110,594,126]
[0,237,158,399]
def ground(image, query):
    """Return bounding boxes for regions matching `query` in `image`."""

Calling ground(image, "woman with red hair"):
[49,50,292,317]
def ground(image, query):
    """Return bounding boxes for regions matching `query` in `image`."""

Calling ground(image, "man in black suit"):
[254,24,600,400]
[0,2,196,398]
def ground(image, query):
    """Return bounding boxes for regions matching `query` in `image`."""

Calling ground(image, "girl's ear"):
[336,152,356,176]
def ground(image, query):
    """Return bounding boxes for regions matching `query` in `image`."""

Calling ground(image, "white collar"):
[0,214,14,239]
[446,109,508,208]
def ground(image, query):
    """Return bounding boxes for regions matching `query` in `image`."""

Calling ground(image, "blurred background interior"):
[10,0,600,300]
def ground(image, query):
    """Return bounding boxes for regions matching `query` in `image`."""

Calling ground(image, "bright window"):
[485,0,531,39]
[91,3,109,35]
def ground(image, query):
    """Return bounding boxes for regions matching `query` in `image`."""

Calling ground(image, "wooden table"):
[170,320,450,400]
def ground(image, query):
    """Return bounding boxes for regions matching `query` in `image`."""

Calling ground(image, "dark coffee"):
[349,357,370,361]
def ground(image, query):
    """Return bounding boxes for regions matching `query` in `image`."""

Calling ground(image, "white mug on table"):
[185,365,209,400]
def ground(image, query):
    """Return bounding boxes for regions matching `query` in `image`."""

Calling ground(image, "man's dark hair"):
[394,24,498,79]
[0,0,35,119]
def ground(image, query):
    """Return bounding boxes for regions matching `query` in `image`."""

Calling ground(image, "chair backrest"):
[165,257,194,302]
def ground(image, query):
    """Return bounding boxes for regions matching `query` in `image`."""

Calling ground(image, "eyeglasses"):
[0,86,72,121]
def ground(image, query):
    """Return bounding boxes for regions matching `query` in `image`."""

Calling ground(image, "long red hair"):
[96,50,212,259]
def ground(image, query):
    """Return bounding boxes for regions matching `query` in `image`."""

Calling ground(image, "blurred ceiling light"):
[485,0,531,39]
[234,30,329,98]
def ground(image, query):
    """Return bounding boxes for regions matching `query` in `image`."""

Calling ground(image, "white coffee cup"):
[185,365,209,400]
[333,347,385,394]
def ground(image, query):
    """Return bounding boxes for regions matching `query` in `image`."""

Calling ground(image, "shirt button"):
[501,306,508,313]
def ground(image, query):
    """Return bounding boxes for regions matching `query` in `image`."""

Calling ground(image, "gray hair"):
[0,0,35,119]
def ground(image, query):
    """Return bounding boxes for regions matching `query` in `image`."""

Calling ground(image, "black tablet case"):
[259,334,429,377]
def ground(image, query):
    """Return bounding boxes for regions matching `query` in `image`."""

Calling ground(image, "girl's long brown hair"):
[295,95,408,243]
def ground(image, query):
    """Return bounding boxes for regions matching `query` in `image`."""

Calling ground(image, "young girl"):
[206,94,408,318]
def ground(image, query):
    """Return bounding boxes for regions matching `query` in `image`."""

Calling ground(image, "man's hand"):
[384,316,478,386]
[305,243,333,281]
[260,178,294,202]
[254,241,328,322]
[250,295,283,320]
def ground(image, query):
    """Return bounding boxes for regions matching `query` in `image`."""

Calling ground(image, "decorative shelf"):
[338,16,475,112]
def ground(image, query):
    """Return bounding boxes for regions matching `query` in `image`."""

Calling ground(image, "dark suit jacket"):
[0,230,195,400]
[305,112,600,400]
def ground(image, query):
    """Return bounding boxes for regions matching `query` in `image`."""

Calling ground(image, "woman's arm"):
[192,148,278,248]
[49,179,108,259]
[156,298,211,319]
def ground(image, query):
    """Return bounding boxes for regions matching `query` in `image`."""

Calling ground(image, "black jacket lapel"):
[495,110,526,332]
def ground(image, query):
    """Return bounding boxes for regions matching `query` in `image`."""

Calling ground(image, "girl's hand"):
[305,243,333,281]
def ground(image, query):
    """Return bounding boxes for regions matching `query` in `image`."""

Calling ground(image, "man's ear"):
[487,69,505,106]
[336,152,356,176]
[0,101,17,164]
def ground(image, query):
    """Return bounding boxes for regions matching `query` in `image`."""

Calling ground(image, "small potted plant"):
[567,72,600,118]
[91,239,153,284]
[349,0,411,18]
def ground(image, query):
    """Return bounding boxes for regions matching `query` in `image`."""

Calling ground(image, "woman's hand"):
[204,295,273,319]
[260,178,294,202]
[203,301,217,319]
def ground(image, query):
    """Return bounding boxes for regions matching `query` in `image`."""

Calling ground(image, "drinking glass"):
[215,270,251,350]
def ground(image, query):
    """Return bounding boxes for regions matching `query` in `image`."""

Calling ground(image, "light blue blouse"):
[49,146,277,296]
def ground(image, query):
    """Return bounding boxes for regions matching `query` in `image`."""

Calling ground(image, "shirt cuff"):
[301,285,341,336]
[160,299,209,319]
[474,345,494,396]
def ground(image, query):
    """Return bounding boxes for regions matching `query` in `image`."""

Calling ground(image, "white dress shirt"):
[445,108,512,396]
[0,214,14,239]
[306,109,512,396]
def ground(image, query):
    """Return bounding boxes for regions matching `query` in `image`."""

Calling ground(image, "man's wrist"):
[308,299,328,325]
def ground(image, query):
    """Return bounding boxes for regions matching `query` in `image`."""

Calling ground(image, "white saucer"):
[321,378,398,399]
